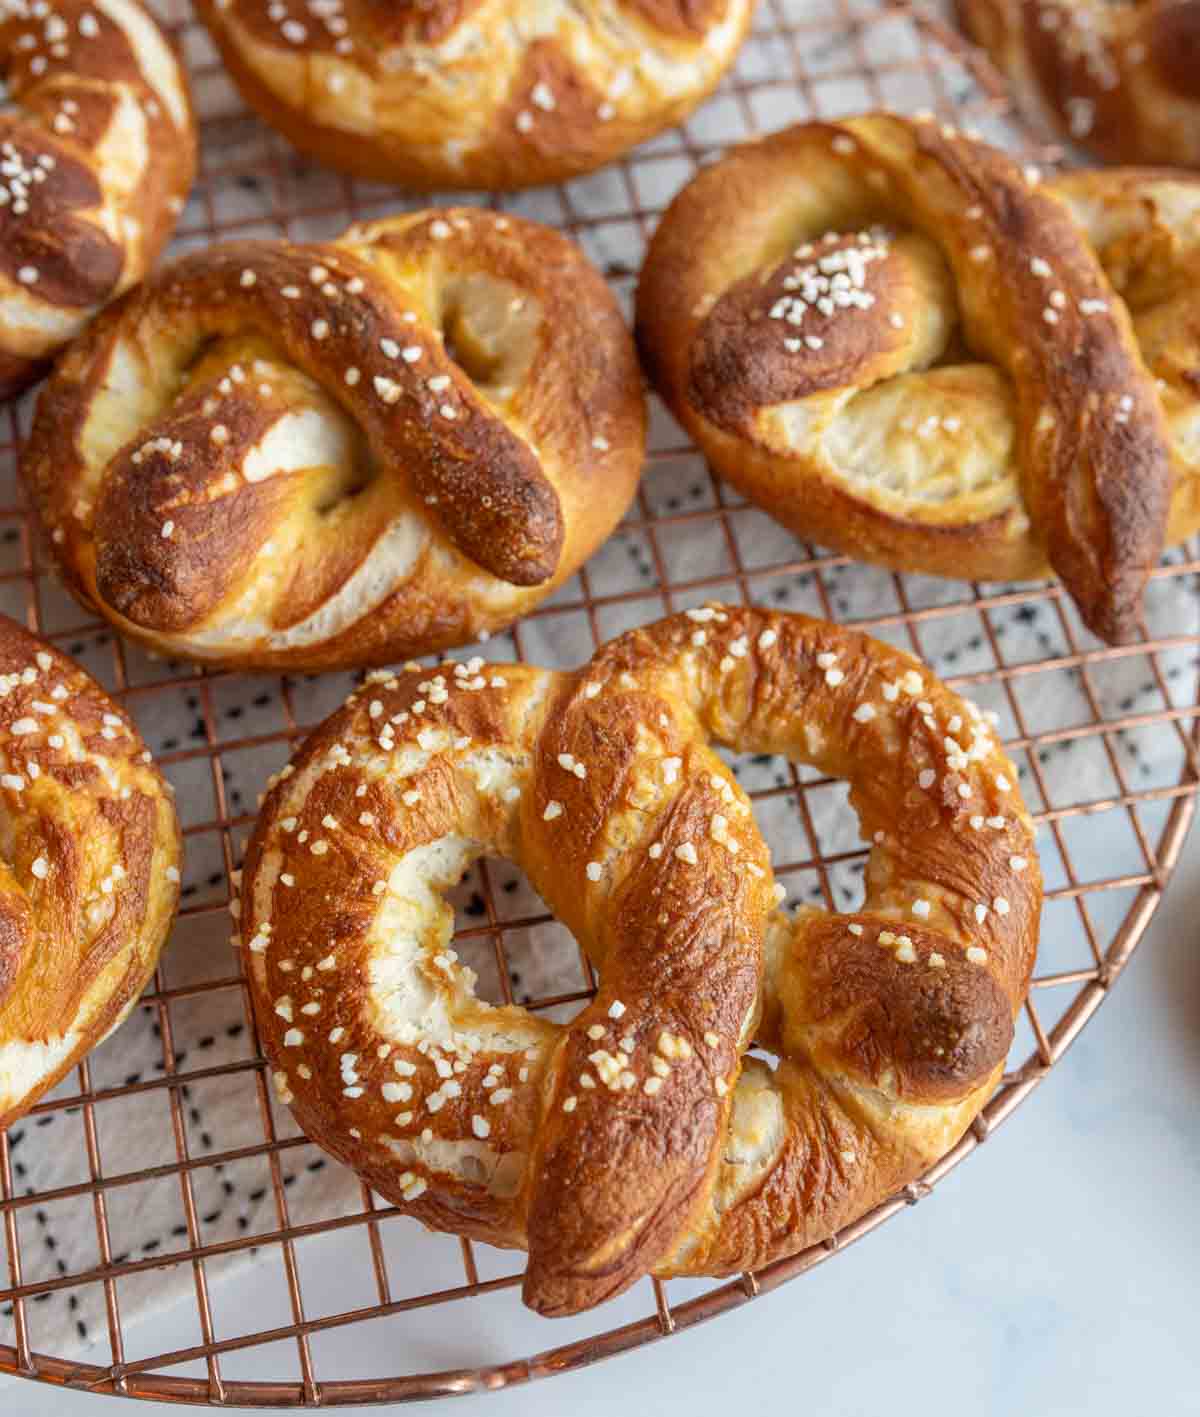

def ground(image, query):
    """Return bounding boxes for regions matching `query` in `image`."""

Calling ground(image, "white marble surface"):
[8,823,1200,1417]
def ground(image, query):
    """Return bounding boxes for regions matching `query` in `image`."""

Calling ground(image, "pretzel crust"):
[21,208,646,671]
[957,0,1200,168]
[0,0,195,400]
[0,615,181,1131]
[635,114,1196,644]
[241,605,1039,1315]
[193,0,753,190]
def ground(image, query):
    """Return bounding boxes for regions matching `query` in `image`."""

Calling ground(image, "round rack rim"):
[3,0,1200,1404]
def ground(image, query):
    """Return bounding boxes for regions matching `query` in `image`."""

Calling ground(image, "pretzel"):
[957,0,1200,167]
[636,114,1200,645]
[193,0,753,191]
[0,0,196,400]
[21,208,646,671]
[241,604,1040,1315]
[0,614,181,1130]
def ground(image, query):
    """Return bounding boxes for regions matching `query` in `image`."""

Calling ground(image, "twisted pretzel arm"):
[519,671,773,1313]
[886,118,1171,644]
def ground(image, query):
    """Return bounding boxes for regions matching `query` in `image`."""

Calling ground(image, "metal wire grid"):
[0,0,1197,1403]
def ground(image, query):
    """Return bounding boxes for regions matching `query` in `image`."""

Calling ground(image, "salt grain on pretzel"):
[193,0,754,190]
[21,208,645,671]
[637,113,1200,645]
[0,615,181,1130]
[0,0,195,399]
[241,604,1040,1315]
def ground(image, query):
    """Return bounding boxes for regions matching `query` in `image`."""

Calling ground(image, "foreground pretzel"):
[0,615,181,1130]
[21,208,645,671]
[194,0,753,190]
[957,0,1200,167]
[637,115,1200,645]
[0,0,196,399]
[241,605,1040,1315]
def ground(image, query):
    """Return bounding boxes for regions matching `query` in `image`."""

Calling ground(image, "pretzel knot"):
[957,0,1200,167]
[242,605,1040,1316]
[0,0,195,399]
[193,0,754,190]
[21,209,645,670]
[635,114,1200,646]
[0,614,181,1129]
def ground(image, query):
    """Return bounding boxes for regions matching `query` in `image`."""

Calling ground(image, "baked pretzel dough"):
[957,0,1200,168]
[637,114,1200,644]
[193,0,754,190]
[21,208,646,671]
[0,0,196,399]
[242,605,1040,1315]
[0,614,181,1131]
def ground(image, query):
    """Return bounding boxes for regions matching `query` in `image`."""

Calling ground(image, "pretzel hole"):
[310,445,375,518]
[436,273,540,405]
[427,852,589,1020]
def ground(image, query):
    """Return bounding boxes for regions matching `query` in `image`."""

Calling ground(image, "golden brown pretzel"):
[193,0,754,190]
[0,0,195,399]
[0,614,181,1131]
[21,208,646,671]
[241,604,1040,1315]
[636,114,1200,645]
[957,0,1200,167]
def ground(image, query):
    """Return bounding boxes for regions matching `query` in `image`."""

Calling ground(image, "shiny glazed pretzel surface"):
[0,614,181,1131]
[21,208,646,671]
[0,0,195,399]
[637,113,1200,645]
[194,0,755,190]
[957,0,1200,168]
[242,606,1040,1316]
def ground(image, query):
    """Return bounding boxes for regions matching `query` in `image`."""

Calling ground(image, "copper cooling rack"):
[2,0,1199,1404]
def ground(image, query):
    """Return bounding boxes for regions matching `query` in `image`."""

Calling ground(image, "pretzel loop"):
[242,605,1040,1315]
